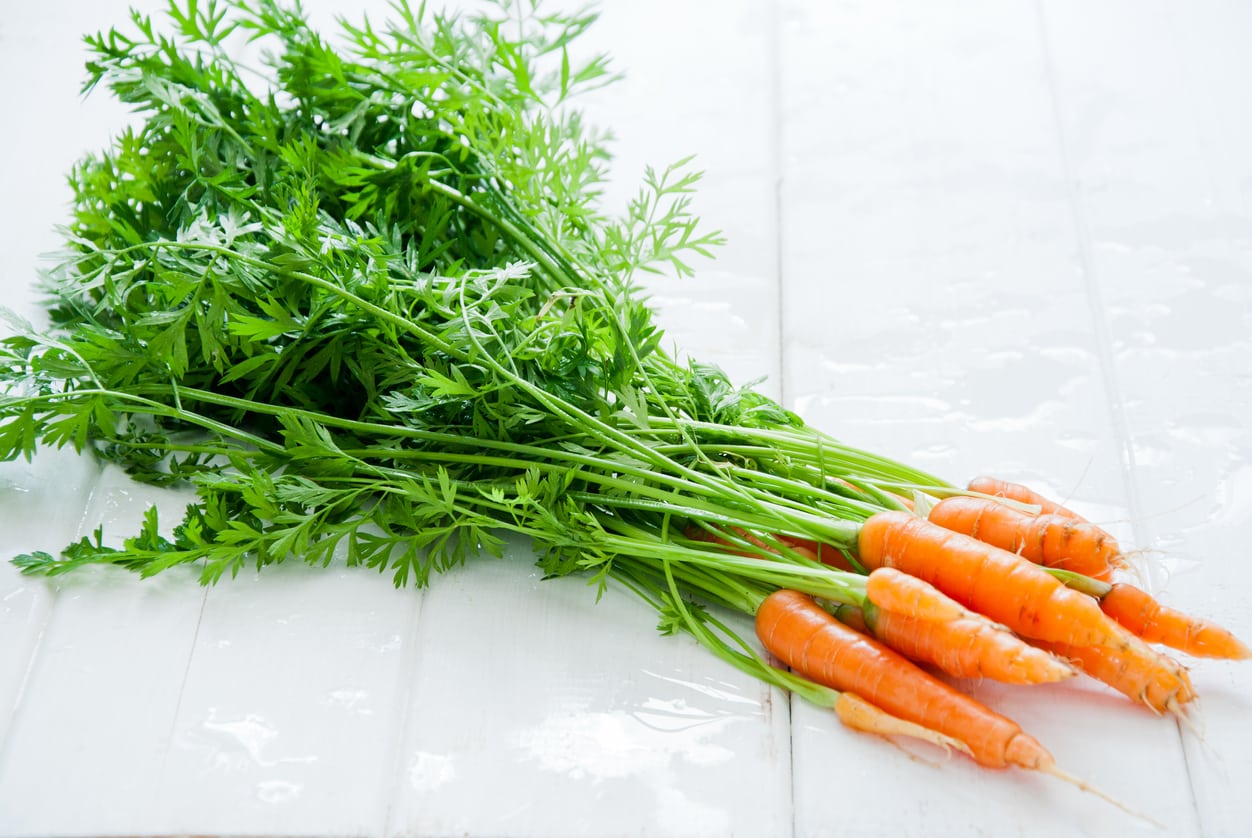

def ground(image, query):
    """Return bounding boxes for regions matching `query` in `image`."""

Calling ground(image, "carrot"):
[967,476,1088,520]
[847,603,1077,685]
[1035,624,1195,715]
[927,495,1124,581]
[1100,582,1251,660]
[856,511,1119,647]
[755,588,1053,770]
[864,566,972,623]
[832,690,970,756]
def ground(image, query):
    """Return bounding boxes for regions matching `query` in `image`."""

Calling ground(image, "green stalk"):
[610,558,843,710]
[1048,567,1112,599]
[9,389,286,458]
[142,384,860,544]
[639,418,953,488]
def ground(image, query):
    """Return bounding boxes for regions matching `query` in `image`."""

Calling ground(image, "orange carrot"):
[967,476,1088,520]
[1100,582,1251,660]
[832,691,971,756]
[850,604,1077,685]
[755,589,1054,770]
[1036,624,1195,715]
[856,511,1119,647]
[928,495,1124,581]
[864,566,971,623]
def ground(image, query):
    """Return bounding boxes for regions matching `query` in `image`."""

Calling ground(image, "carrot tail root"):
[834,691,971,757]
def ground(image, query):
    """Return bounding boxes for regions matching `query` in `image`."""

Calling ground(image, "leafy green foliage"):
[1,0,944,593]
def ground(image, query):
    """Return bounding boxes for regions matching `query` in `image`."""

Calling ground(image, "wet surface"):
[2,0,1252,836]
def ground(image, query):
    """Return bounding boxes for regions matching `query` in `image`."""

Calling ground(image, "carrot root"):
[865,607,1078,686]
[775,534,857,572]
[1040,764,1164,828]
[1100,582,1251,660]
[863,566,970,623]
[966,476,1088,521]
[833,691,971,757]
[756,588,1053,770]
[1037,625,1195,716]
[928,495,1124,581]
[857,511,1120,648]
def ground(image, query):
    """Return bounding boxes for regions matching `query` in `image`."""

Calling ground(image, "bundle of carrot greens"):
[1,0,1246,795]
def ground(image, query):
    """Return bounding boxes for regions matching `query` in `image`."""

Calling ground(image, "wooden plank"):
[0,467,207,837]
[385,2,792,834]
[0,4,183,833]
[0,451,99,752]
[155,560,420,835]
[777,0,1127,515]
[777,0,1198,833]
[1040,1,1252,834]
[0,0,167,758]
[384,540,791,838]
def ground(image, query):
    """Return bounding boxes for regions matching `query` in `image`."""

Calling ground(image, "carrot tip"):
[834,691,973,758]
[1208,633,1252,661]
[1041,764,1164,828]
[1004,732,1053,772]
[1170,697,1206,740]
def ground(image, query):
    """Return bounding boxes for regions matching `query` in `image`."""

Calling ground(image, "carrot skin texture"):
[1036,625,1195,714]
[864,566,970,623]
[928,495,1122,581]
[755,589,1054,770]
[856,511,1118,647]
[832,691,971,754]
[1100,582,1251,660]
[863,607,1077,685]
[966,476,1087,521]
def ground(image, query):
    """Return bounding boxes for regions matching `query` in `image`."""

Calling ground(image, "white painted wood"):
[384,539,790,838]
[2,0,1251,835]
[156,560,421,836]
[0,466,206,837]
[777,0,1127,518]
[778,0,1210,833]
[1039,3,1252,835]
[386,5,791,835]
[0,451,99,751]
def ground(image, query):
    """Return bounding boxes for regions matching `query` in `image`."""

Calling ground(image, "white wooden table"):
[2,1,1251,835]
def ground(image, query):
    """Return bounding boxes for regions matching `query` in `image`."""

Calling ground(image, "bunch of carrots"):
[650,474,1248,797]
[1,0,1246,818]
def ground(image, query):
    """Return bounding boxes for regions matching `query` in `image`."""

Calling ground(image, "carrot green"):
[0,0,939,600]
[3,2,1246,797]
